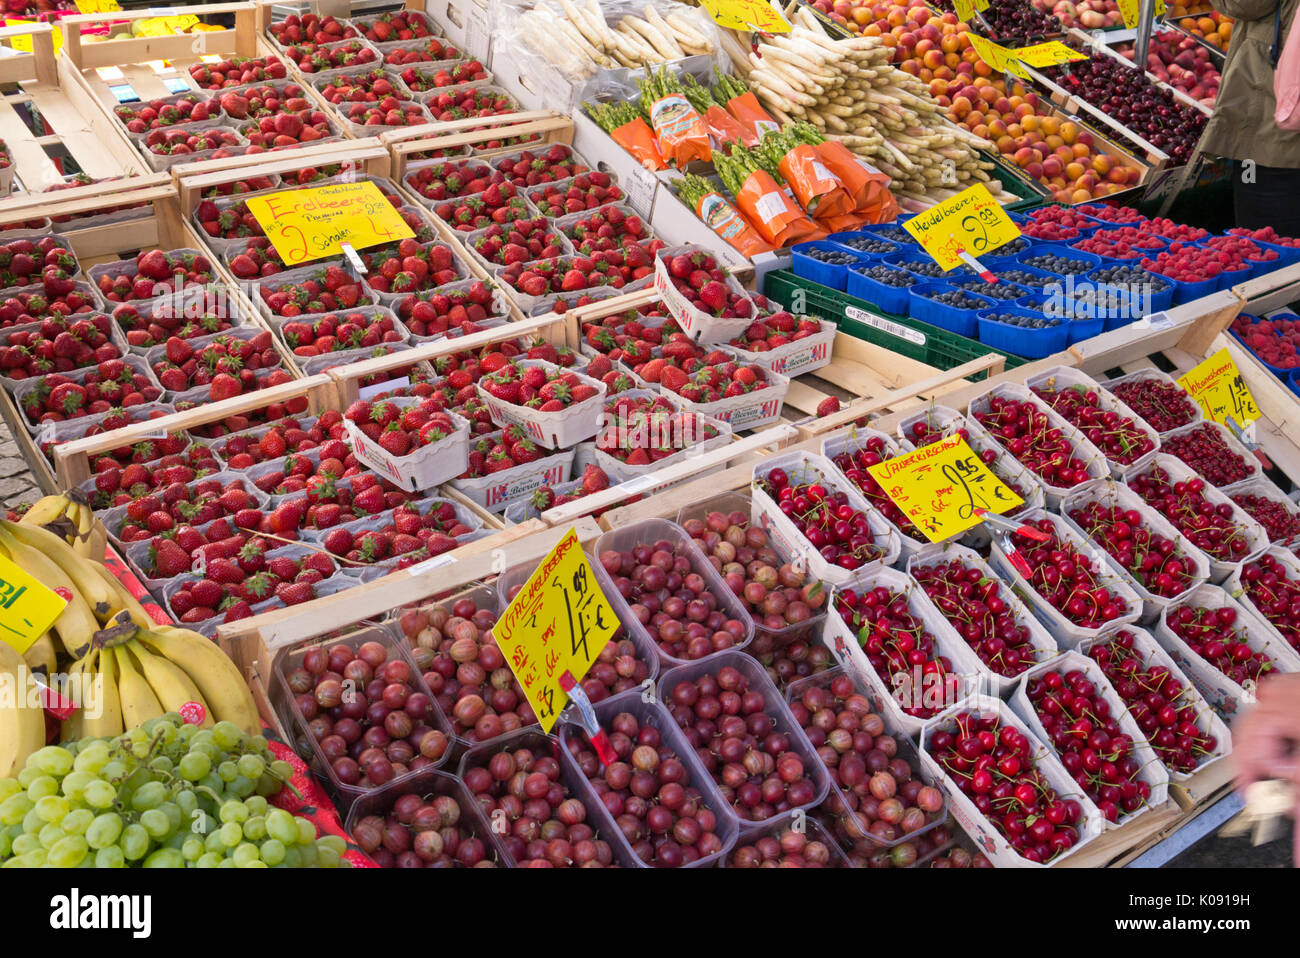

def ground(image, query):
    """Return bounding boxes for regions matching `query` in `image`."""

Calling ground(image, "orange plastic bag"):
[779,143,853,220]
[648,94,711,167]
[735,169,817,248]
[692,189,777,258]
[612,117,666,171]
[725,92,779,147]
[820,211,876,233]
[702,105,746,151]
[814,140,897,218]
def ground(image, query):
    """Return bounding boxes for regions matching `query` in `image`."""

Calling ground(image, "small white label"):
[136,429,171,441]
[624,165,656,220]
[811,161,835,183]
[621,474,658,494]
[753,190,787,226]
[845,306,927,346]
[407,553,457,576]
[358,376,409,401]
[1136,311,1174,331]
[341,243,367,275]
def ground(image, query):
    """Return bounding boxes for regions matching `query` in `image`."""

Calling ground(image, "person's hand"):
[1233,674,1300,791]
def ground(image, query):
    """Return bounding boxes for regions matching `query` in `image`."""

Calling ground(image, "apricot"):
[1065,161,1086,180]
[1093,154,1114,175]
[1059,121,1078,145]
[1072,187,1093,203]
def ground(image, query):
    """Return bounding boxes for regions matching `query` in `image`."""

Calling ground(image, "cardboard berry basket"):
[345,399,471,493]
[1059,479,1212,625]
[11,353,163,437]
[1075,625,1232,783]
[456,221,574,277]
[0,313,130,394]
[252,262,380,325]
[112,283,260,355]
[820,564,984,740]
[268,303,412,357]
[1100,367,1205,436]
[1222,545,1300,659]
[1023,364,1162,478]
[1009,651,1170,830]
[918,693,1105,868]
[987,507,1144,649]
[450,435,576,513]
[143,324,290,402]
[140,128,254,174]
[32,402,182,494]
[593,388,732,483]
[1121,453,1270,584]
[965,381,1111,510]
[750,449,901,589]
[820,424,933,561]
[299,495,486,560]
[165,570,359,639]
[659,368,791,433]
[477,357,606,448]
[653,245,758,344]
[87,249,225,310]
[719,317,838,378]
[1158,419,1262,492]
[905,541,1060,698]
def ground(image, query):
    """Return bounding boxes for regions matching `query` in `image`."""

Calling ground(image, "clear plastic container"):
[271,625,454,810]
[456,725,638,867]
[720,813,852,867]
[591,517,755,668]
[785,665,950,852]
[1009,650,1170,830]
[657,651,831,829]
[342,767,510,867]
[675,491,827,657]
[555,688,739,868]
[493,551,660,705]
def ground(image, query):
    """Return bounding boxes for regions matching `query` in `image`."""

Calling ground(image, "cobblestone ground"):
[0,418,45,512]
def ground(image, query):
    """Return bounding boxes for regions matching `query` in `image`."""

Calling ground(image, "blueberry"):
[984,312,1059,330]
[875,226,912,243]
[857,265,915,287]
[958,279,1022,300]
[995,269,1051,288]
[899,260,947,277]
[804,247,858,265]
[1025,254,1093,275]
[923,289,987,309]
[839,236,896,254]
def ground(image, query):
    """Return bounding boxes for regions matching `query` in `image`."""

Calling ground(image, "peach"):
[979,85,999,104]
[1092,154,1113,175]
[1107,166,1130,185]
[941,34,961,53]
[996,134,1015,153]
[951,95,973,116]
[1056,188,1075,203]
[1059,121,1078,145]
[1072,187,1093,203]
[923,49,945,69]
[1013,146,1038,167]
[853,8,872,24]
[1044,134,1065,152]
[1025,161,1045,179]
[1065,161,1086,180]
[929,79,947,97]
[1072,143,1091,159]
[1075,131,1094,149]
[1014,103,1034,119]
[915,37,935,55]
[994,97,1012,114]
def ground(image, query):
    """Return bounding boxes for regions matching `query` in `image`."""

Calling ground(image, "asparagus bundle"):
[584,100,666,171]
[676,172,776,257]
[638,64,711,165]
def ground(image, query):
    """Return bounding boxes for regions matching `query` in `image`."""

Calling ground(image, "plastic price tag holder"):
[957,250,996,281]
[559,670,616,766]
[0,555,68,656]
[33,673,77,720]
[999,532,1033,578]
[406,553,457,577]
[341,242,368,276]
[975,508,1048,542]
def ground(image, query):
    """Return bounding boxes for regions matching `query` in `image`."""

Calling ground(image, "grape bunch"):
[0,714,348,868]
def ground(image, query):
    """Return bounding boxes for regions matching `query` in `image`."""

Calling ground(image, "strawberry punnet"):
[0,312,120,379]
[356,9,434,43]
[284,38,377,73]
[344,397,462,459]
[384,36,463,66]
[394,279,499,338]
[317,499,473,571]
[479,361,600,413]
[270,13,357,47]
[471,218,566,266]
[187,55,287,90]
[399,60,488,91]
[361,239,462,294]
[527,172,622,217]
[431,180,532,233]
[21,358,162,427]
[96,249,214,304]
[259,265,373,317]
[279,309,404,357]
[660,249,753,319]
[114,94,219,134]
[150,329,289,401]
[0,236,80,291]
[597,394,722,466]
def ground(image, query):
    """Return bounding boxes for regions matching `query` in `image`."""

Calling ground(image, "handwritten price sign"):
[1010,41,1088,67]
[903,183,1021,271]
[966,35,1030,79]
[1117,0,1167,28]
[494,528,621,733]
[0,554,67,655]
[699,0,791,32]
[866,434,1024,542]
[1178,348,1260,431]
[245,181,414,266]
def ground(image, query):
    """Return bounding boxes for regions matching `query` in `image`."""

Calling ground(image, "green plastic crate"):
[986,152,1050,213]
[765,270,1023,377]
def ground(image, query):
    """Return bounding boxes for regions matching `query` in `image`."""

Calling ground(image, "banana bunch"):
[0,504,261,775]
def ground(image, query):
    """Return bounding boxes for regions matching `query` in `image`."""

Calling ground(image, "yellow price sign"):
[866,434,1025,542]
[0,554,68,655]
[1117,0,1166,27]
[494,528,622,733]
[903,182,1021,271]
[699,0,791,33]
[4,20,63,55]
[1177,348,1261,431]
[967,34,1030,79]
[955,0,990,20]
[246,181,415,267]
[1010,41,1088,67]
[75,0,122,11]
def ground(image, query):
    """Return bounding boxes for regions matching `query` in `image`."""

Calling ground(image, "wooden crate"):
[384,110,573,185]
[0,21,150,198]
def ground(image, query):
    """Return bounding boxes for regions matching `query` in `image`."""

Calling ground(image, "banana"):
[82,646,122,740]
[0,527,102,659]
[128,640,213,728]
[61,498,95,559]
[136,627,259,735]
[18,493,70,529]
[87,561,152,629]
[22,633,55,678]
[112,645,163,730]
[0,637,46,777]
[60,651,91,743]
[0,520,114,621]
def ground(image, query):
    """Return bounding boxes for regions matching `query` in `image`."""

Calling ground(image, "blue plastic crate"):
[990,263,1060,292]
[791,240,866,291]
[1084,265,1175,314]
[1229,314,1300,380]
[977,306,1068,358]
[1158,272,1218,305]
[845,264,914,314]
[1015,247,1105,277]
[883,249,962,283]
[907,283,995,337]
[1288,368,1300,399]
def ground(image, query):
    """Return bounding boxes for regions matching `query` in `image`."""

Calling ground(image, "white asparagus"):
[623,14,682,60]
[642,5,688,54]
[665,11,710,49]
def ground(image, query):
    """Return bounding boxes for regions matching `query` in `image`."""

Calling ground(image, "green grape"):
[282,845,302,869]
[197,773,223,794]
[248,734,268,753]
[241,859,268,868]
[266,809,297,845]
[17,848,47,867]
[0,794,33,825]
[35,795,70,823]
[100,760,127,782]
[232,842,259,867]
[228,776,254,798]
[295,817,316,845]
[203,830,225,854]
[31,746,74,778]
[22,808,43,836]
[236,754,265,779]
[25,776,57,801]
[60,808,94,836]
[48,835,88,868]
[259,838,286,866]
[219,822,243,848]
[213,722,242,750]
[156,718,180,744]
[164,832,187,851]
[0,778,22,802]
[86,813,123,850]
[244,795,268,817]
[181,836,204,861]
[297,842,318,867]
[242,815,266,842]
[38,822,64,847]
[159,802,182,833]
[94,846,125,868]
[11,833,39,856]
[17,766,45,789]
[176,721,197,740]
[148,756,174,776]
[60,770,93,802]
[175,790,198,822]
[143,847,184,868]
[269,760,293,781]
[139,809,171,840]
[217,761,239,783]
[73,744,109,775]
[316,844,341,868]
[219,800,249,825]
[318,835,346,856]
[0,831,10,858]
[195,852,222,868]
[216,858,236,868]
[189,729,215,751]
[178,751,211,781]
[82,780,116,809]
[130,781,167,812]
[120,823,150,861]
[129,738,151,760]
